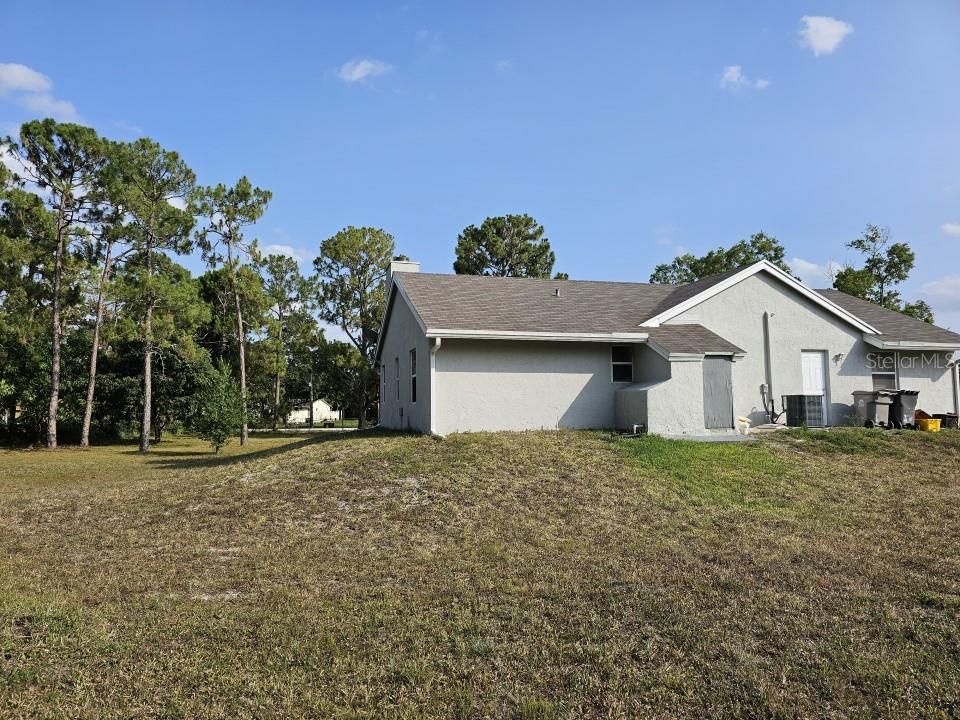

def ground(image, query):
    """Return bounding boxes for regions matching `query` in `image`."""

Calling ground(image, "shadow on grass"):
[142,430,366,470]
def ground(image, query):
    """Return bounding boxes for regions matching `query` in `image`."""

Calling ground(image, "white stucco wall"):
[614,345,708,435]
[378,293,431,432]
[895,352,957,415]
[669,273,959,424]
[648,360,707,434]
[433,340,626,435]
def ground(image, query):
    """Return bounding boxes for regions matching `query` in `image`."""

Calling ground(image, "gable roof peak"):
[640,260,881,334]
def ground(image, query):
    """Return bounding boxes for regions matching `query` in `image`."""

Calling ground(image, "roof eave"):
[425,329,651,343]
[863,334,960,352]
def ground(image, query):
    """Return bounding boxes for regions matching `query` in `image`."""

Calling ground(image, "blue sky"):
[2,1,960,329]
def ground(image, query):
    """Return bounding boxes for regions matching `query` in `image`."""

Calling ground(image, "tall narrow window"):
[395,357,400,401]
[410,349,417,403]
[611,345,633,383]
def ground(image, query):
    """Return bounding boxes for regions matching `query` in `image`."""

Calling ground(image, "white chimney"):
[390,259,420,276]
[387,258,419,294]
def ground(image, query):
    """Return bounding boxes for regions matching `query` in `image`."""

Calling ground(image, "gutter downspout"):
[954,358,959,417]
[430,337,442,436]
[762,311,775,421]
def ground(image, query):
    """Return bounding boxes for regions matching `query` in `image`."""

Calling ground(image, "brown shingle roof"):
[393,273,741,354]
[644,266,746,319]
[395,273,679,335]
[817,290,960,346]
[647,325,744,355]
[392,271,959,350]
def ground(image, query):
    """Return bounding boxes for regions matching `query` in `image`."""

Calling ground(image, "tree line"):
[0,120,395,451]
[0,120,934,452]
[453,216,932,322]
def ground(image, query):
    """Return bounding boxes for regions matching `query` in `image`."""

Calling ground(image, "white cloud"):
[799,16,854,56]
[942,222,960,237]
[263,244,312,262]
[19,93,79,121]
[790,257,842,287]
[920,275,960,310]
[0,63,79,122]
[337,59,393,84]
[720,65,770,91]
[495,59,513,73]
[167,196,187,210]
[920,275,960,331]
[0,63,52,95]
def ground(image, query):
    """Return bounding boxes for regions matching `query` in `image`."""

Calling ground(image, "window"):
[871,352,897,391]
[410,349,417,403]
[873,373,897,391]
[395,357,400,401]
[611,345,633,383]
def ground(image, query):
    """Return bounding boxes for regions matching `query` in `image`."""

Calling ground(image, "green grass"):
[2,429,959,718]
[277,417,359,430]
[617,434,794,512]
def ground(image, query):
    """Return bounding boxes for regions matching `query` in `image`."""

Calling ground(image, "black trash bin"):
[889,390,920,429]
[933,413,959,430]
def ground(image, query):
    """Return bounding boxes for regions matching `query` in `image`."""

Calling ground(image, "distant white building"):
[286,398,339,426]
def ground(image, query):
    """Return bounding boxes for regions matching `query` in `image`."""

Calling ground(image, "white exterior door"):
[801,351,828,424]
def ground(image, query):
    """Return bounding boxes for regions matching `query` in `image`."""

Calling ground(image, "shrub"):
[192,362,243,453]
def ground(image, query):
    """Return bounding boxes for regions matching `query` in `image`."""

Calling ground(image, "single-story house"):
[375,259,960,436]
[286,398,339,426]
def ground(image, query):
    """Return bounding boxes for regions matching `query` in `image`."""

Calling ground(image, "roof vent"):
[553,288,561,297]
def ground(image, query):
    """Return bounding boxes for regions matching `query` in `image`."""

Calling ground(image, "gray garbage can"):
[889,390,920,429]
[852,390,894,428]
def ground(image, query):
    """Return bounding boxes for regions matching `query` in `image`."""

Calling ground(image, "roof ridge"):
[400,272,675,289]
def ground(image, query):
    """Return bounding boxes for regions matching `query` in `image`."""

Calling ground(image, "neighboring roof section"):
[395,272,678,335]
[817,290,960,348]
[646,324,744,357]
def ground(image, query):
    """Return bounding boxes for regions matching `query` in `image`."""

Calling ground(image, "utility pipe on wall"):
[429,337,442,436]
[762,311,775,421]
[954,357,960,416]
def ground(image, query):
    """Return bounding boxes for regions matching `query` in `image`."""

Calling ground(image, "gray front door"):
[703,356,734,429]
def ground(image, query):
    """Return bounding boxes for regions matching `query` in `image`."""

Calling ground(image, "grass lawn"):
[2,429,959,718]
